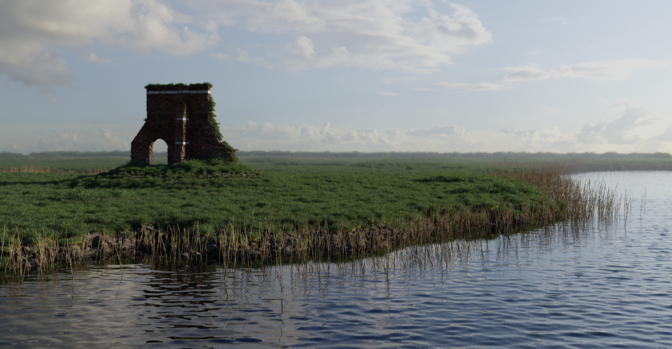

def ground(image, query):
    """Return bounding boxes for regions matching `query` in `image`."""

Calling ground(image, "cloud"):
[539,17,571,25]
[407,126,470,138]
[652,125,672,142]
[499,126,576,149]
[211,49,269,66]
[577,103,659,144]
[379,91,403,96]
[0,124,134,153]
[501,60,672,84]
[202,1,491,72]
[503,64,550,82]
[435,81,500,91]
[0,51,76,94]
[551,59,672,81]
[217,102,669,153]
[220,111,672,154]
[292,36,316,59]
[498,102,667,152]
[0,0,218,91]
[576,120,608,144]
[86,53,110,63]
[35,130,81,151]
[4,103,670,154]
[220,121,479,152]
[1,1,493,90]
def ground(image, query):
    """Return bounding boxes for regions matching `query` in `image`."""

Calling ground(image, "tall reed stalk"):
[1,162,633,275]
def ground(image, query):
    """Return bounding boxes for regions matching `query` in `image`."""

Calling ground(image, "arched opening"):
[151,139,168,165]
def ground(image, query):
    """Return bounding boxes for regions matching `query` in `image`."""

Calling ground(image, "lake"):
[1,171,671,348]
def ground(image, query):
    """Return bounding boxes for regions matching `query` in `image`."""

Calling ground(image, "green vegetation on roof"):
[144,82,213,89]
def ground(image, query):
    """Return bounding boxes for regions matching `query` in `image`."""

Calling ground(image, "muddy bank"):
[5,208,547,274]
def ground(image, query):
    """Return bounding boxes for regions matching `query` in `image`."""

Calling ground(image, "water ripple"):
[2,171,672,347]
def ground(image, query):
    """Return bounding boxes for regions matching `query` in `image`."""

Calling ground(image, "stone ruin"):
[131,83,235,165]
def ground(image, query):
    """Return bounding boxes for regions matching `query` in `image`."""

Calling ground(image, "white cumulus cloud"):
[0,0,218,91]
[577,103,659,144]
[221,122,479,152]
[204,0,491,72]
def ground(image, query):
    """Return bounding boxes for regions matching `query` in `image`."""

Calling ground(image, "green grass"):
[4,150,668,248]
[0,157,554,246]
[3,150,671,173]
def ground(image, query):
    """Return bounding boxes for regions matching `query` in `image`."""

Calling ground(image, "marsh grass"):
[0,165,110,174]
[0,156,133,173]
[0,161,631,276]
[0,159,554,246]
[493,162,634,223]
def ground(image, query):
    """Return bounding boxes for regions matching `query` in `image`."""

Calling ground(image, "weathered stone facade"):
[131,84,234,165]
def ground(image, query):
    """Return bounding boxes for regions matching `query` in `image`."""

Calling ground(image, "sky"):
[1,0,671,154]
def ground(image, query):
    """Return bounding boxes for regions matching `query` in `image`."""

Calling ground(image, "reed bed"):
[0,162,631,276]
[493,162,632,224]
[495,158,672,174]
[0,165,109,174]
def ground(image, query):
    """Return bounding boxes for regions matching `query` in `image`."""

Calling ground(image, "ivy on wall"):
[208,98,238,153]
[144,82,238,154]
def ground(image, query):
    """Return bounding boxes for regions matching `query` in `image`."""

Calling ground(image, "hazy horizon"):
[2,1,671,155]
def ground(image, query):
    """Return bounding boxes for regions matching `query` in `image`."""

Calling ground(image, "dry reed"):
[0,165,109,174]
[1,162,632,276]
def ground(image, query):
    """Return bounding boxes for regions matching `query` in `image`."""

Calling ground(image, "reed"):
[493,162,626,223]
[0,162,631,275]
[0,165,109,174]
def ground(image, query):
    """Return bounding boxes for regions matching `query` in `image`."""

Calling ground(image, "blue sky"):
[1,0,671,154]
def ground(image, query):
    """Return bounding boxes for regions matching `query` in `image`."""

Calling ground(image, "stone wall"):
[131,85,234,165]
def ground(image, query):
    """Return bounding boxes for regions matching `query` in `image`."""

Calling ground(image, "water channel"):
[1,171,671,348]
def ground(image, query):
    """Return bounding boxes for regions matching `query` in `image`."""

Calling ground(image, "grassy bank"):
[1,158,557,246]
[1,153,636,274]
[1,151,651,246]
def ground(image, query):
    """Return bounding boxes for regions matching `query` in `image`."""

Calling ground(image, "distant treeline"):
[234,150,672,160]
[0,151,129,159]
[0,151,167,159]
[2,150,671,160]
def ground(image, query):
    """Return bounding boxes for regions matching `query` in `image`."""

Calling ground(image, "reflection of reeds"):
[1,162,633,276]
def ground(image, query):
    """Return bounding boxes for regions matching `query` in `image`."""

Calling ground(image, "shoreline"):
[4,206,555,274]
[1,161,632,274]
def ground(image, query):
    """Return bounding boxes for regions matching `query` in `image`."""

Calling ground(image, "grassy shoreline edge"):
[1,161,627,275]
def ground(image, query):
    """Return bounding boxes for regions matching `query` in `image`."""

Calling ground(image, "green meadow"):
[1,155,549,246]
[1,151,669,247]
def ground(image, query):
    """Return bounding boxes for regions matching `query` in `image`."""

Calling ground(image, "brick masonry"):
[131,85,234,165]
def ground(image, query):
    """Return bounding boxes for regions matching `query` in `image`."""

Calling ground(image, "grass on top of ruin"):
[0,157,557,247]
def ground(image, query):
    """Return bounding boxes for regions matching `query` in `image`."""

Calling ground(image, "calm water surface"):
[1,171,671,348]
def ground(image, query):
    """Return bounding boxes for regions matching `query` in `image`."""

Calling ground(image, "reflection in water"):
[1,171,672,348]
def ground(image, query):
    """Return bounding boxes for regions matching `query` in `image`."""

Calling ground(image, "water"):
[2,171,671,348]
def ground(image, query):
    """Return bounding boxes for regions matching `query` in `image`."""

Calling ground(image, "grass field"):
[3,150,671,173]
[1,150,667,248]
[1,156,554,246]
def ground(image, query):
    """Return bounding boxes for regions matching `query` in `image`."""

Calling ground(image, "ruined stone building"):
[131,83,235,165]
